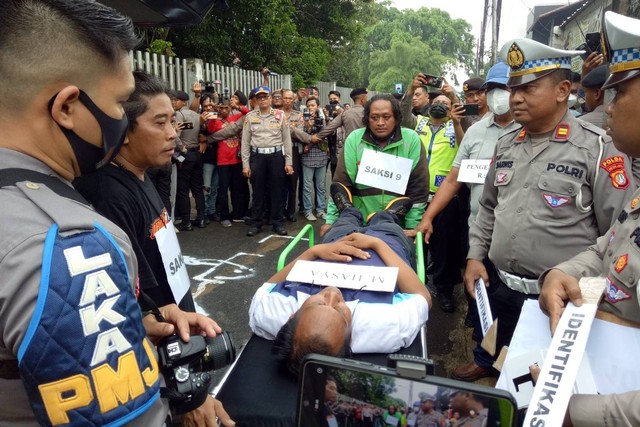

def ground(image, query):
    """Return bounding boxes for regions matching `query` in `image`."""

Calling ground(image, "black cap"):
[463,77,485,92]
[350,88,368,100]
[173,90,190,101]
[581,64,610,88]
[234,90,248,105]
[248,88,258,100]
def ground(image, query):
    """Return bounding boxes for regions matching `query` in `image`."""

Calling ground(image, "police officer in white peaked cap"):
[540,11,640,426]
[453,35,635,383]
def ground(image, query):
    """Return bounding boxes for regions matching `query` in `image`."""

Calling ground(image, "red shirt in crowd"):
[206,106,250,166]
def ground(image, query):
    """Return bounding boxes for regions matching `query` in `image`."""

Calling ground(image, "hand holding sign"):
[464,259,489,300]
[540,268,583,335]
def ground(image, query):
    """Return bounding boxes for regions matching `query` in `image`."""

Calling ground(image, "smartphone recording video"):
[298,355,517,427]
[423,73,444,88]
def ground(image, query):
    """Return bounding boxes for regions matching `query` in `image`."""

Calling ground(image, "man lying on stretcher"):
[249,183,432,374]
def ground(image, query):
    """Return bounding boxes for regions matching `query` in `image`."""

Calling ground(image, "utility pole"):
[491,0,503,65]
[478,0,490,75]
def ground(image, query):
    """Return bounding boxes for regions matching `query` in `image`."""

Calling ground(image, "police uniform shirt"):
[0,149,169,426]
[453,409,488,427]
[175,106,201,149]
[579,104,606,130]
[468,111,635,279]
[284,110,311,145]
[315,104,365,139]
[452,112,518,227]
[240,108,293,169]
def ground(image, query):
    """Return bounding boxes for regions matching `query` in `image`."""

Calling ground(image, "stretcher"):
[215,225,428,427]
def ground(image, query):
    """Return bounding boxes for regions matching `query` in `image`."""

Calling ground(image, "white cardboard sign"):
[155,220,190,303]
[355,149,413,194]
[458,159,491,184]
[286,260,398,292]
[474,278,494,336]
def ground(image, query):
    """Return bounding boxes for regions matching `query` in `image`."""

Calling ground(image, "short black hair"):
[0,0,140,110]
[548,69,572,85]
[273,313,351,376]
[124,71,168,131]
[306,96,319,106]
[362,94,402,127]
[329,90,341,98]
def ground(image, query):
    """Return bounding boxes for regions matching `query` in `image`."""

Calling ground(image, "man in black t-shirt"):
[75,71,235,426]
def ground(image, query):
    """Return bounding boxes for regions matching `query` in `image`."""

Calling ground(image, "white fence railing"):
[129,50,377,106]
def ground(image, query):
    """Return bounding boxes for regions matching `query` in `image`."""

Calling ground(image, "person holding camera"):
[75,70,237,425]
[402,74,466,313]
[173,90,208,231]
[301,96,329,221]
[0,2,234,425]
[205,97,251,226]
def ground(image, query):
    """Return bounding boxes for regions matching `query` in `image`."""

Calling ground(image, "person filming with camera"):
[301,96,329,222]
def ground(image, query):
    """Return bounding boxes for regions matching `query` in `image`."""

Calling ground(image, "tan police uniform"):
[541,12,640,426]
[453,409,488,427]
[462,38,636,376]
[283,110,310,219]
[241,102,293,232]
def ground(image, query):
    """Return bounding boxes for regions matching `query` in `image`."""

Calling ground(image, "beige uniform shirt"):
[175,106,201,149]
[314,104,365,139]
[241,108,292,169]
[468,112,634,279]
[284,110,311,145]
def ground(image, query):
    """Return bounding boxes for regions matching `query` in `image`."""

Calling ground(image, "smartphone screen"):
[423,74,444,88]
[298,355,517,427]
[182,122,194,130]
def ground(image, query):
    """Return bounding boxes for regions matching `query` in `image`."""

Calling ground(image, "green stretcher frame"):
[276,224,426,285]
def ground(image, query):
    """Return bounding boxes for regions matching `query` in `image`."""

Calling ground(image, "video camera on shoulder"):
[157,331,236,414]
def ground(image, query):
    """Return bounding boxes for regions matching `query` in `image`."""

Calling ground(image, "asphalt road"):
[176,214,492,387]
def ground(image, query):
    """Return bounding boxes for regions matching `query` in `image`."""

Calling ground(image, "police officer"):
[242,86,294,236]
[453,37,635,382]
[173,89,207,231]
[449,392,488,427]
[460,77,488,132]
[579,64,610,129]
[0,1,233,425]
[539,11,640,425]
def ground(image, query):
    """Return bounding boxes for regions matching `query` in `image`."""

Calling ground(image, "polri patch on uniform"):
[632,197,639,209]
[600,155,630,190]
[614,254,628,273]
[515,129,526,142]
[605,278,631,303]
[553,123,570,140]
[496,172,508,184]
[543,194,570,208]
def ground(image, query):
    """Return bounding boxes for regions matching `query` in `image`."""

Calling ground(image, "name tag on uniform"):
[458,159,491,184]
[155,220,190,303]
[355,150,412,194]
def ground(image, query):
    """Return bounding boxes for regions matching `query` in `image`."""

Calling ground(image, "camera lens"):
[201,331,237,372]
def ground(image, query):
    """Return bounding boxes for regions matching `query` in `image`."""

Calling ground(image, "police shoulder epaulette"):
[502,125,523,139]
[550,123,570,142]
[578,119,607,136]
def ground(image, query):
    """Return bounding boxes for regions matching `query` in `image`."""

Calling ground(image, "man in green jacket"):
[321,94,430,237]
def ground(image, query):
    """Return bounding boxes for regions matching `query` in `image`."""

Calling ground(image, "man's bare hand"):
[311,241,371,263]
[284,165,294,175]
[581,52,605,78]
[539,269,583,335]
[440,79,459,104]
[463,259,489,299]
[158,303,221,342]
[450,103,465,124]
[243,167,251,178]
[183,396,236,427]
[415,216,434,243]
[192,81,202,95]
[339,232,382,251]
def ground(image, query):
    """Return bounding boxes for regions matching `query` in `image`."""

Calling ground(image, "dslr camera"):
[157,331,236,414]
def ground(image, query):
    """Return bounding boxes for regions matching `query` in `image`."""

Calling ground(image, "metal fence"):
[129,50,291,102]
[129,49,378,106]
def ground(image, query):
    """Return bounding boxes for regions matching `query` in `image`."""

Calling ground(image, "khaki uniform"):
[469,112,634,280]
[453,409,487,427]
[240,108,292,169]
[283,110,309,217]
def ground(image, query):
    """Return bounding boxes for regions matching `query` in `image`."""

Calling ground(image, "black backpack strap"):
[0,168,88,205]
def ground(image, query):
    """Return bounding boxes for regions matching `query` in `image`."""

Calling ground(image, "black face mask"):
[429,104,448,119]
[50,90,129,175]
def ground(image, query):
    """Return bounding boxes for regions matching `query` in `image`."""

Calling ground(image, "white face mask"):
[487,88,511,115]
[567,93,578,109]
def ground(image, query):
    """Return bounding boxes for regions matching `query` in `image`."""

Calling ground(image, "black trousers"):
[217,163,248,220]
[176,150,205,222]
[284,145,302,217]
[429,195,465,297]
[249,151,285,228]
[473,260,538,368]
